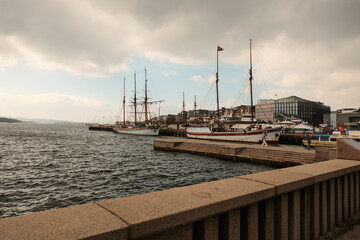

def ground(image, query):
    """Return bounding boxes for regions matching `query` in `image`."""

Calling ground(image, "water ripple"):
[0,123,275,218]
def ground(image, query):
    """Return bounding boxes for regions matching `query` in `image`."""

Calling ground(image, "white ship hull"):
[113,127,160,136]
[186,127,282,143]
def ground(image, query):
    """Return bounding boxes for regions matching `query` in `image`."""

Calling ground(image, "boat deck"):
[154,138,319,167]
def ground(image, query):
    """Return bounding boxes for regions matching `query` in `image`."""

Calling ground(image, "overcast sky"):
[0,0,359,122]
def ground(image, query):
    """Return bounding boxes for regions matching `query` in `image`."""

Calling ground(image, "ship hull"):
[113,127,160,136]
[186,127,282,143]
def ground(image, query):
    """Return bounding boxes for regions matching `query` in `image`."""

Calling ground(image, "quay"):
[2,139,360,239]
[88,125,115,132]
[278,133,304,145]
[159,128,187,137]
[158,131,305,145]
[154,138,317,167]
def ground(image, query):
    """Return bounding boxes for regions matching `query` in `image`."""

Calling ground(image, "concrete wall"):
[315,145,337,161]
[1,159,360,240]
[337,139,360,160]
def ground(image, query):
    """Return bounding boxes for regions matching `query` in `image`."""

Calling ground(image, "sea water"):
[0,123,275,218]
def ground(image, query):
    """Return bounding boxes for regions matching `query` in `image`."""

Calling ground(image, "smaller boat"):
[302,134,360,147]
[186,40,282,143]
[292,122,319,134]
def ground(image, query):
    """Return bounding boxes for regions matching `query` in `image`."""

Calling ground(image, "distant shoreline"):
[0,117,79,124]
[0,117,23,123]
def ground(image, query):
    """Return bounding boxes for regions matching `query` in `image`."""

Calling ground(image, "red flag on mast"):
[217,46,223,51]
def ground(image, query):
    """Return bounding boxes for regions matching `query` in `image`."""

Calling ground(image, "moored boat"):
[302,133,360,147]
[186,40,282,143]
[114,126,160,136]
[186,126,281,143]
[113,68,162,136]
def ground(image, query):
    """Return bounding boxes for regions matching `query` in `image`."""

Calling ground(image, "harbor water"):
[0,123,275,219]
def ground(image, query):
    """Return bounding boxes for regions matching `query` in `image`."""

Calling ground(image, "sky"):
[0,0,359,123]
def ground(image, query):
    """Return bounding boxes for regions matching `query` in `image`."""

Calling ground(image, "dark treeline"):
[0,117,22,123]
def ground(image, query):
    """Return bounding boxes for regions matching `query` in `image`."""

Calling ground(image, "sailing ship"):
[186,40,282,143]
[113,68,162,136]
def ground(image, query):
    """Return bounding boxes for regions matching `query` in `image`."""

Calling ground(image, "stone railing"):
[1,159,360,240]
[1,139,360,240]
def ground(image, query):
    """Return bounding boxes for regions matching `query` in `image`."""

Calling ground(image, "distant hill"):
[16,117,77,124]
[0,117,22,123]
[0,117,78,124]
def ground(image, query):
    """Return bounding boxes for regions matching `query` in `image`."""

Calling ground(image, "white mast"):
[145,67,148,124]
[134,72,137,124]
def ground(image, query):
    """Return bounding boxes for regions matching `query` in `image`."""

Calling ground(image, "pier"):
[88,125,115,132]
[159,128,187,137]
[278,133,304,145]
[154,138,317,167]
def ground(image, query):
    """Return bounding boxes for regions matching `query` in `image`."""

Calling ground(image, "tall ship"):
[113,68,162,136]
[186,40,282,143]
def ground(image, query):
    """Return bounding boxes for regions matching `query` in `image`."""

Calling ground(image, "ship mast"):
[249,39,254,123]
[216,46,222,129]
[134,72,137,124]
[194,95,197,118]
[182,92,186,122]
[123,76,126,125]
[144,67,148,124]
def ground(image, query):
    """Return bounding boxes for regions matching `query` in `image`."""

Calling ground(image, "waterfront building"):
[274,96,330,126]
[255,96,330,126]
[232,105,252,118]
[220,105,252,121]
[324,108,360,129]
[255,99,275,122]
[187,109,215,119]
[179,96,331,126]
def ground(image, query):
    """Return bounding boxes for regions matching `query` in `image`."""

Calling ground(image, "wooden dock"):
[154,138,319,167]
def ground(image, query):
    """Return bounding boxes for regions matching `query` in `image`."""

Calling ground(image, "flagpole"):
[216,46,220,130]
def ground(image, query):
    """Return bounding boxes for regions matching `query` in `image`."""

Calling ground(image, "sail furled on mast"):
[129,67,164,124]
[249,39,254,123]
[216,45,224,129]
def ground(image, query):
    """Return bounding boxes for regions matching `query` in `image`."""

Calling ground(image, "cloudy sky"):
[0,0,359,122]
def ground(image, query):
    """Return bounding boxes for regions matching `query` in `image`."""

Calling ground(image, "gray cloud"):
[0,0,359,108]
